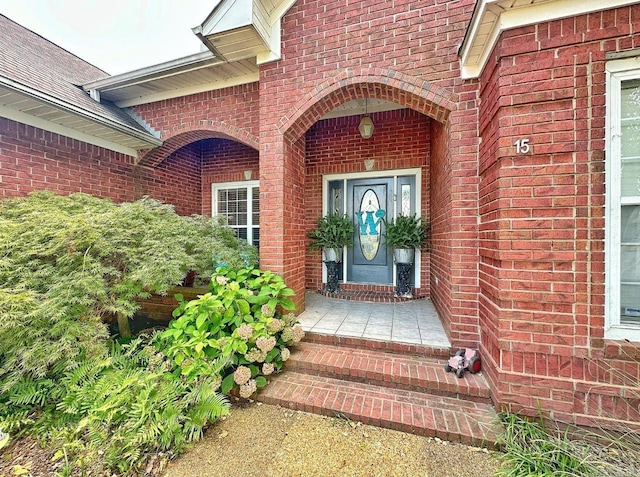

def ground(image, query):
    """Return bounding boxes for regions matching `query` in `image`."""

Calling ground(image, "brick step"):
[287,341,491,403]
[258,371,501,447]
[303,331,451,358]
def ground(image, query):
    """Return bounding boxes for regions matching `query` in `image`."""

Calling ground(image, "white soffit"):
[193,0,296,65]
[83,51,259,108]
[460,0,640,79]
[0,83,161,157]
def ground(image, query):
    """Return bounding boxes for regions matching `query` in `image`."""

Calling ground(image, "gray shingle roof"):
[0,14,157,138]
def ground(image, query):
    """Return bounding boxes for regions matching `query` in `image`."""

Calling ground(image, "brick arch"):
[278,68,458,142]
[138,123,259,167]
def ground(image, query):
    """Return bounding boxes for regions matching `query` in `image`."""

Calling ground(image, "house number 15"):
[514,138,530,154]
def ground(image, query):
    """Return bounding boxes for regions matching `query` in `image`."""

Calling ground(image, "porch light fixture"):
[358,98,374,139]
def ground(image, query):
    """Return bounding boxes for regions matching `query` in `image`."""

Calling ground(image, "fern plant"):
[49,336,230,475]
[308,214,355,250]
[382,214,430,250]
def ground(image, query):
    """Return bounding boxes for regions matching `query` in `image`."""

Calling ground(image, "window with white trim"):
[212,181,260,247]
[605,58,640,341]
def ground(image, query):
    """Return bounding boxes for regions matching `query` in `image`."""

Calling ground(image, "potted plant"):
[382,214,430,264]
[308,214,355,263]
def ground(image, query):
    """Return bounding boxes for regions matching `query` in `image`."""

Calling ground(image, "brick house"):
[1,0,639,432]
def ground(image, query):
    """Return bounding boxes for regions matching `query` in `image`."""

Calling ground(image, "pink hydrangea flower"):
[281,348,290,361]
[256,336,276,353]
[261,304,275,318]
[262,363,275,376]
[233,365,251,385]
[292,324,305,343]
[245,347,267,363]
[236,324,254,340]
[281,327,294,343]
[239,379,257,398]
[266,318,284,333]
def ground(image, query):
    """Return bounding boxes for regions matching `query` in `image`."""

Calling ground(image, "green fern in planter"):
[308,214,355,251]
[382,214,430,250]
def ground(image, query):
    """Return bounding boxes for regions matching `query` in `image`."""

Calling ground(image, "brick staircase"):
[257,333,502,447]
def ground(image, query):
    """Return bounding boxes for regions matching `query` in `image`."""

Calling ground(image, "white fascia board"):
[255,0,296,64]
[256,19,281,64]
[460,0,640,80]
[113,71,260,108]
[0,105,139,157]
[83,51,220,93]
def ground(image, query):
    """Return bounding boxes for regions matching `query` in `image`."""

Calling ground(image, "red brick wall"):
[258,0,480,330]
[304,109,431,293]
[478,5,640,429]
[0,118,201,215]
[430,120,455,340]
[134,83,260,168]
[201,139,260,216]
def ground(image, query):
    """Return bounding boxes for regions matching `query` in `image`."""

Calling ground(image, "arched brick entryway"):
[278,68,457,142]
[259,69,477,349]
[138,126,259,168]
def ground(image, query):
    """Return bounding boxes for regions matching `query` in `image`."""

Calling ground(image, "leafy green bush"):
[0,191,258,474]
[0,191,256,386]
[157,267,304,397]
[50,336,230,475]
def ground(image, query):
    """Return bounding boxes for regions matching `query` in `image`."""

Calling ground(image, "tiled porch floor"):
[297,292,451,348]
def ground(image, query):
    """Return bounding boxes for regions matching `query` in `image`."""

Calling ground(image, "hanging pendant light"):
[358,98,374,139]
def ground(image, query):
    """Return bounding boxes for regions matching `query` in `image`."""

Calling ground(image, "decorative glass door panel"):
[347,178,394,284]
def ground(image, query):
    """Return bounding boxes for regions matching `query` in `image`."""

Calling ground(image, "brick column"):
[259,133,307,312]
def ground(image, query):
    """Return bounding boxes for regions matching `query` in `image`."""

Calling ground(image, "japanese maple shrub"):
[0,191,256,475]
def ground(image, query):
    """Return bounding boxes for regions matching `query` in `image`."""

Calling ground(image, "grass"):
[495,413,605,477]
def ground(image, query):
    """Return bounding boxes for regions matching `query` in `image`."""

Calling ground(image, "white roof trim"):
[460,0,640,80]
[113,71,260,108]
[83,51,222,92]
[0,104,139,157]
[193,0,296,64]
[0,76,161,150]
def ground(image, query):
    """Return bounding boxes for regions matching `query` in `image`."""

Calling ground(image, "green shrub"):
[157,266,304,397]
[0,192,256,387]
[0,191,256,474]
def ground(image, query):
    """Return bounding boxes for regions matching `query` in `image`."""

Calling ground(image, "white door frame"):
[321,167,423,287]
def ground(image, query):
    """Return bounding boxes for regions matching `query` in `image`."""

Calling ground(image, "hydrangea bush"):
[157,267,305,398]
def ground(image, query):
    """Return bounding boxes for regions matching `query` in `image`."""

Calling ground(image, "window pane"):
[621,81,640,197]
[621,284,640,325]
[217,191,228,214]
[401,184,411,216]
[253,227,260,249]
[621,158,640,197]
[214,184,259,248]
[620,205,640,325]
[252,187,260,224]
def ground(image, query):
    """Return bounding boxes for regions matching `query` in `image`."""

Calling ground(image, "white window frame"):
[212,180,260,247]
[605,57,640,342]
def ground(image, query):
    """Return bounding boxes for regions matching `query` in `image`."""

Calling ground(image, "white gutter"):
[83,51,221,93]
